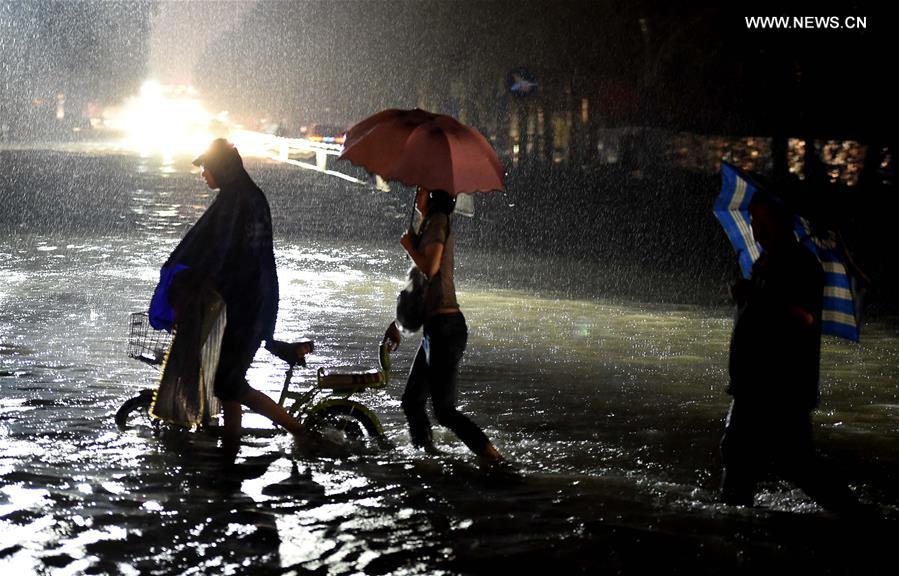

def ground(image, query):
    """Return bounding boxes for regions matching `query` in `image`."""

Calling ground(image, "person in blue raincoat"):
[155,138,305,462]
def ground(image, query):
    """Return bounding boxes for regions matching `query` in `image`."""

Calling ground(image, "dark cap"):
[192,138,244,184]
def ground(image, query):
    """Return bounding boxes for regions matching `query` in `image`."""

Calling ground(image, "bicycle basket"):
[128,312,172,366]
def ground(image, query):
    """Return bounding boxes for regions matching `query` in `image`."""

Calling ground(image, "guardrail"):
[230,129,473,215]
[230,129,389,188]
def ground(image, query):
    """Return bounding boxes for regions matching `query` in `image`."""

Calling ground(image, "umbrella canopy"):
[794,218,862,342]
[339,108,505,195]
[714,162,762,279]
[714,162,861,342]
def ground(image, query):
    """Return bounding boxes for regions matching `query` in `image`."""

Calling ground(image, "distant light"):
[56,93,66,120]
[307,135,346,144]
[103,80,216,157]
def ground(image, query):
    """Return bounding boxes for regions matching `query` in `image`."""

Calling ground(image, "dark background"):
[1,0,895,312]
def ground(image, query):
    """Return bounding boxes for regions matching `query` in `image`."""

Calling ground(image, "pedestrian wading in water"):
[720,196,864,515]
[384,187,503,461]
[159,138,306,463]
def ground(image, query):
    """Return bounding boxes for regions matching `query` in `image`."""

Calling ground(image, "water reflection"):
[0,149,897,573]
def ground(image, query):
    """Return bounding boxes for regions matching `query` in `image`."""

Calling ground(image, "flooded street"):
[1,148,898,574]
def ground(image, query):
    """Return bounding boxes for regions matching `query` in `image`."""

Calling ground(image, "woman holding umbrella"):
[383,186,502,461]
[340,108,506,461]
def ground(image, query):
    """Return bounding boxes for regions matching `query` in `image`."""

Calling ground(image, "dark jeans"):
[720,397,859,513]
[401,312,491,455]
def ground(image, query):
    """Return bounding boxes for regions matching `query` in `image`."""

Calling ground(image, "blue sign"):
[507,67,538,96]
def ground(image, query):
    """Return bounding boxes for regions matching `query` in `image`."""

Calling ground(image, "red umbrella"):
[339,108,505,195]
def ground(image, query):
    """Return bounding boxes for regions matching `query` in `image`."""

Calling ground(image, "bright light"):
[103,81,220,158]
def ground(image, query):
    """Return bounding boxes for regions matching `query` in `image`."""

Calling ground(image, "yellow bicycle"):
[116,313,392,448]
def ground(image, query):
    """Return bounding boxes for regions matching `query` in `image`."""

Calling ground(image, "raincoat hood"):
[192,138,245,186]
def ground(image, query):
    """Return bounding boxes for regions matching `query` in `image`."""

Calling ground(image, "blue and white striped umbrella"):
[714,162,761,279]
[794,218,861,341]
[714,162,861,342]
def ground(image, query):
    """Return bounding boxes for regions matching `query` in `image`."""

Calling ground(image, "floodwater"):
[1,147,897,574]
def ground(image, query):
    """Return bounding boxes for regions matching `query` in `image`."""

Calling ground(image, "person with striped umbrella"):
[715,163,866,515]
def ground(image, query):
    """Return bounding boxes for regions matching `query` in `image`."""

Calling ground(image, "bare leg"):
[481,442,503,461]
[240,388,306,438]
[222,400,243,464]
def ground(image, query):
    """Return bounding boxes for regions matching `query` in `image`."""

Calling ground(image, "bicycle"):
[116,312,393,448]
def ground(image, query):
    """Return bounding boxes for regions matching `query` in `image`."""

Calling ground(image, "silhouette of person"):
[166,138,305,462]
[720,196,862,514]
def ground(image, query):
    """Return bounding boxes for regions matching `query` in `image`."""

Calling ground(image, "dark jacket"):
[164,171,278,340]
[728,241,823,409]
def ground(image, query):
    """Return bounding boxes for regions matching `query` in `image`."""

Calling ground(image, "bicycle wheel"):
[306,403,384,446]
[114,389,154,429]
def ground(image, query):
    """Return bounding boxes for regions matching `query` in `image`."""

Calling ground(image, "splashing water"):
[1,148,897,574]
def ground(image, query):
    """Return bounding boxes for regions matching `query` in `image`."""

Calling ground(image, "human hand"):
[399,232,415,254]
[169,271,214,325]
[383,321,401,351]
[788,306,816,327]
[169,272,197,325]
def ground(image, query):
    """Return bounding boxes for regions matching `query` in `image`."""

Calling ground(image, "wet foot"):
[291,422,323,448]
[479,443,503,462]
[291,425,324,452]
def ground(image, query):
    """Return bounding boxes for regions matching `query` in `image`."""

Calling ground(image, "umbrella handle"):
[408,189,417,234]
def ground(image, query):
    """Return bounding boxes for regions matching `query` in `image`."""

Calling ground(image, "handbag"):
[395,264,429,332]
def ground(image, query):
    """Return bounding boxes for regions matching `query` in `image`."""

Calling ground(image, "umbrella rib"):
[732,178,760,263]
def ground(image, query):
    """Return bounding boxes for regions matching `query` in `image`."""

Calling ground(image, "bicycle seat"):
[265,338,314,366]
[317,367,386,392]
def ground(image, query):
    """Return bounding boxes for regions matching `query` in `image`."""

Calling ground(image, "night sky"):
[1,1,890,141]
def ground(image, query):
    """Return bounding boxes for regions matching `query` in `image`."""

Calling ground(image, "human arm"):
[400,232,443,279]
[783,248,823,329]
[400,213,449,279]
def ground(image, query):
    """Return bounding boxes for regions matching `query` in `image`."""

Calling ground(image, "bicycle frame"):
[275,342,392,439]
[122,316,393,445]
